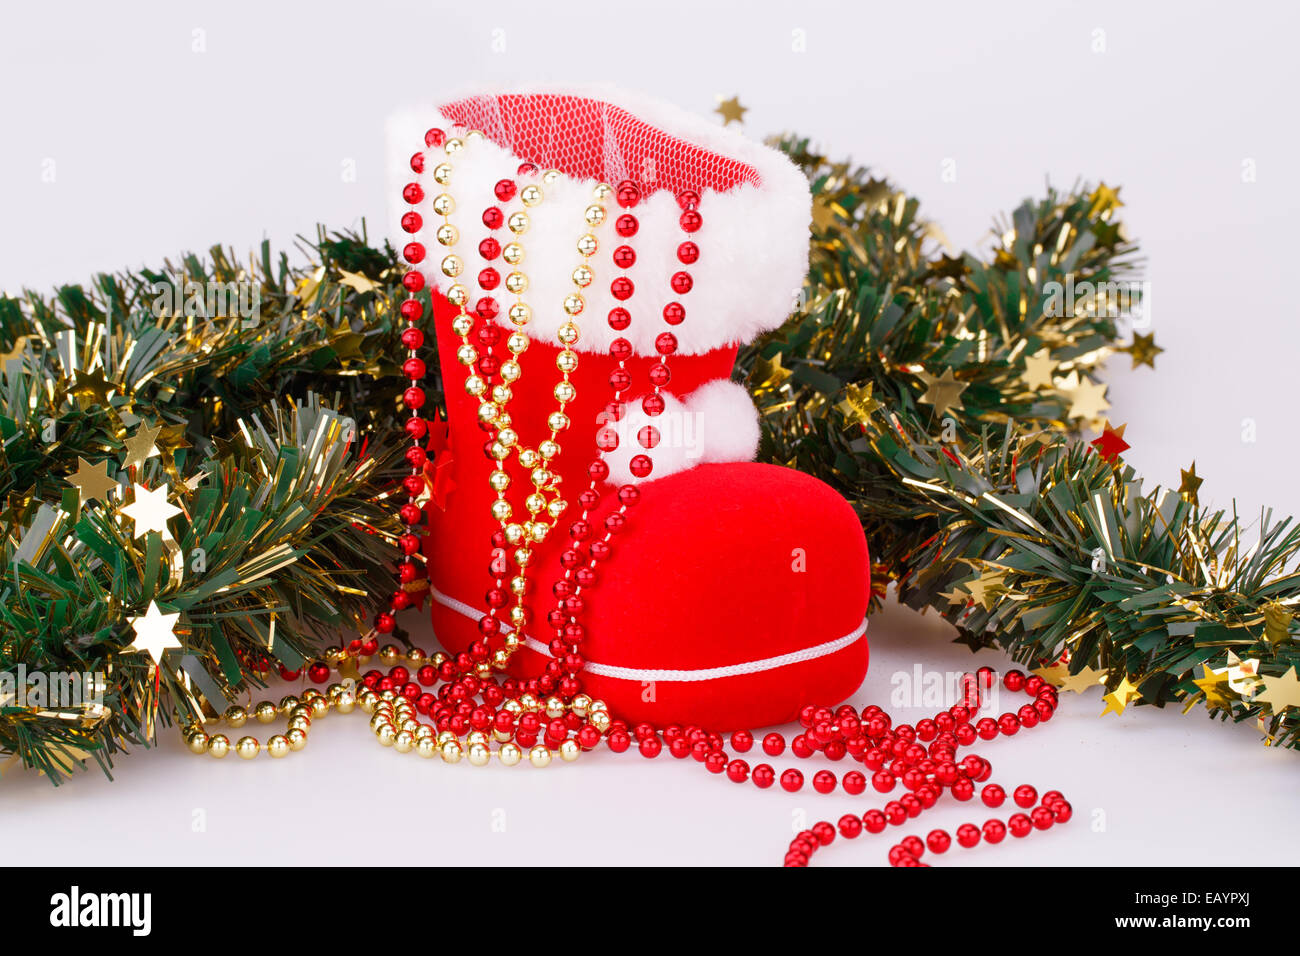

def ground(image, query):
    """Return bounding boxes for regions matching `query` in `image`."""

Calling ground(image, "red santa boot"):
[391,86,869,731]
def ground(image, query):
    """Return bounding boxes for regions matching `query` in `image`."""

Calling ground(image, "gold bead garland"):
[181,684,355,760]
[476,176,612,651]
[535,179,613,563]
[430,130,611,671]
[181,642,613,769]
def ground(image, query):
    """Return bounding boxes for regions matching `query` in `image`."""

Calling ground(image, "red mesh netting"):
[439,92,761,196]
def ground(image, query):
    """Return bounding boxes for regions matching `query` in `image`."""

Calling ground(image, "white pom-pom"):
[602,380,760,485]
[689,379,761,466]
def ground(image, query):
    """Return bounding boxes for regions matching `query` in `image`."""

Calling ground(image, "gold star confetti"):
[70,368,117,407]
[1031,663,1069,687]
[862,177,893,207]
[714,95,748,126]
[964,571,1005,611]
[1256,666,1300,713]
[65,457,120,505]
[992,248,1020,271]
[337,269,380,294]
[1092,220,1123,249]
[408,468,434,510]
[787,143,826,168]
[331,330,367,362]
[1178,462,1203,506]
[1059,371,1109,420]
[1021,349,1058,391]
[1262,602,1293,646]
[939,584,970,606]
[0,335,31,365]
[1192,663,1235,710]
[1124,332,1163,369]
[952,630,994,652]
[929,254,968,280]
[126,600,182,667]
[293,265,327,303]
[1219,651,1261,694]
[1058,664,1108,694]
[1087,182,1124,217]
[1102,686,1133,717]
[837,382,882,428]
[750,353,793,392]
[121,482,182,539]
[211,435,242,461]
[1101,675,1141,716]
[121,423,163,470]
[159,421,191,449]
[811,194,845,232]
[916,367,969,417]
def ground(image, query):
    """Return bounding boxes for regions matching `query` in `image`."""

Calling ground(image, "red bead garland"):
[775,669,1070,866]
[385,129,444,642]
[474,173,511,653]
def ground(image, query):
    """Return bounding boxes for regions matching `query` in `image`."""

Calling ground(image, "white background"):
[2,0,1298,865]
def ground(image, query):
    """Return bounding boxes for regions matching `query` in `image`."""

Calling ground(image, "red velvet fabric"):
[426,456,869,730]
[423,293,870,730]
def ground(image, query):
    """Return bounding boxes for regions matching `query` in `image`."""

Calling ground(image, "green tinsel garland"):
[3,144,1297,784]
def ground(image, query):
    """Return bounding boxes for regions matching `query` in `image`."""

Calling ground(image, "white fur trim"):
[387,85,811,356]
[603,379,761,485]
[429,582,868,682]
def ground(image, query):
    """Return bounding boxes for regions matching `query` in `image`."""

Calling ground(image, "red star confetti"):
[423,415,456,511]
[1089,421,1130,463]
